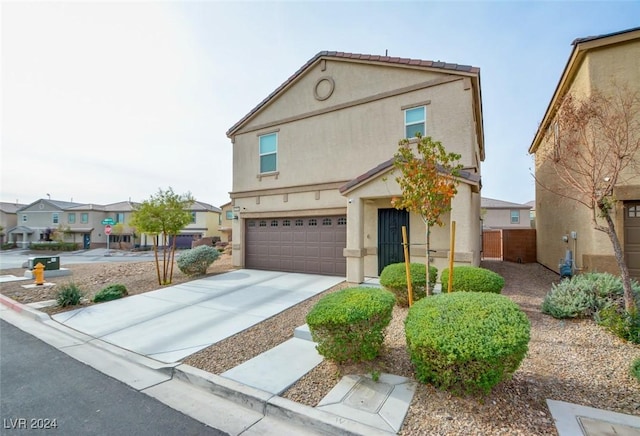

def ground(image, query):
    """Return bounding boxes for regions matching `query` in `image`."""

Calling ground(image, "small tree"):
[535,87,640,312]
[391,134,463,295]
[131,187,194,285]
[112,222,125,249]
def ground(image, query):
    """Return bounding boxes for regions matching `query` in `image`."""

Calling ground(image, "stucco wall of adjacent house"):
[483,208,531,229]
[534,36,640,275]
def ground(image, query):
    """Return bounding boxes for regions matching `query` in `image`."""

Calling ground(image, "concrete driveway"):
[52,269,343,363]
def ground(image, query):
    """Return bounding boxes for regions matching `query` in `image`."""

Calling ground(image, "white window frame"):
[81,213,89,224]
[52,213,59,224]
[510,210,520,224]
[259,132,278,173]
[404,106,426,139]
[68,213,76,224]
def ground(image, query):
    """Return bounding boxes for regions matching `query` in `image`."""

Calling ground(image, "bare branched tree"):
[535,86,640,312]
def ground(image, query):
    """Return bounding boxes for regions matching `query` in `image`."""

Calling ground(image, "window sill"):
[257,171,279,181]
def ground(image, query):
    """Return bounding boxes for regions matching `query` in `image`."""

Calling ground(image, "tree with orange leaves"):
[392,133,463,295]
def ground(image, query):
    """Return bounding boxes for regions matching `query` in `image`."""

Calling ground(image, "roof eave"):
[529,27,640,154]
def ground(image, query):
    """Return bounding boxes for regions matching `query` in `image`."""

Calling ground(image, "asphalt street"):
[0,320,228,436]
[0,248,156,270]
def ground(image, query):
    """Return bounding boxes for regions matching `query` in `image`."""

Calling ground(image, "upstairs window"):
[116,213,125,223]
[226,210,234,220]
[405,106,426,139]
[52,213,59,224]
[259,132,277,173]
[190,212,196,223]
[510,210,520,224]
[81,213,89,224]
[68,213,76,224]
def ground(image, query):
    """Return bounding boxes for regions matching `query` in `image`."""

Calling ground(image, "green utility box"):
[28,256,60,271]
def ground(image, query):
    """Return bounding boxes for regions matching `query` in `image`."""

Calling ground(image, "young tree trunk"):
[168,236,177,284]
[601,206,637,312]
[425,223,431,296]
[152,235,161,286]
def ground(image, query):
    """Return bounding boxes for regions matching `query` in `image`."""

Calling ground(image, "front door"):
[624,202,640,280]
[83,233,91,249]
[378,208,409,274]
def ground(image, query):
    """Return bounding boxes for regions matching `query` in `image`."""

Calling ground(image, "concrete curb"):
[174,365,394,436]
[0,293,50,321]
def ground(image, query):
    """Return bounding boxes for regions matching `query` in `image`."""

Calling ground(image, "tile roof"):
[339,158,481,195]
[572,26,640,45]
[481,197,532,209]
[227,51,480,137]
[0,202,27,214]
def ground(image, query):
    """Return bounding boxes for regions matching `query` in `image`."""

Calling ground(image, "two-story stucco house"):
[0,202,27,245]
[529,27,640,279]
[481,197,532,230]
[227,51,484,283]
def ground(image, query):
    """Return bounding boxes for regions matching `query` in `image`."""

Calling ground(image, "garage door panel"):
[246,215,346,276]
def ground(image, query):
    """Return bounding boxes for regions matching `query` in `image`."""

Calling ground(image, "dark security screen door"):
[378,208,409,274]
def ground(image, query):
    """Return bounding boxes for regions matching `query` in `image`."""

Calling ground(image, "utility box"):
[28,256,60,271]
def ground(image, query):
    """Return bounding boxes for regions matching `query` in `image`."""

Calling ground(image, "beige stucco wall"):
[534,37,640,274]
[231,61,478,194]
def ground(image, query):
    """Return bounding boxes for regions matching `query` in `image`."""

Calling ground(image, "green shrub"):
[306,287,396,363]
[177,245,220,276]
[631,357,640,383]
[1,242,16,250]
[405,292,530,395]
[596,307,640,344]
[56,283,84,307]
[379,262,437,306]
[93,284,128,303]
[30,242,78,251]
[440,266,505,294]
[541,273,640,319]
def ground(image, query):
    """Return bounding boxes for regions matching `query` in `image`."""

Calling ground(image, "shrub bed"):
[30,242,78,251]
[177,245,220,276]
[541,272,639,319]
[56,283,84,307]
[405,292,530,395]
[306,287,395,363]
[379,262,437,306]
[93,284,128,303]
[440,266,505,294]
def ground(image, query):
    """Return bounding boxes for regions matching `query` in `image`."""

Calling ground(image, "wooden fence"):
[482,229,537,263]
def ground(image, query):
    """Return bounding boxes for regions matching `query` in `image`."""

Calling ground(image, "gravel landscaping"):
[2,254,638,434]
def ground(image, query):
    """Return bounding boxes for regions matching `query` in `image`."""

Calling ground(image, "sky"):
[2,1,639,208]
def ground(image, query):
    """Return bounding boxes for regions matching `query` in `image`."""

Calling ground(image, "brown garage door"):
[245,216,346,276]
[624,202,640,280]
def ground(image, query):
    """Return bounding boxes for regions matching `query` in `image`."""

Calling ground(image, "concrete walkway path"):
[51,269,343,363]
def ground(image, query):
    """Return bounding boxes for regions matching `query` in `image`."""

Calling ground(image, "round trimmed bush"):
[380,262,437,306]
[306,287,396,363]
[405,292,530,395]
[177,245,220,276]
[94,284,128,303]
[440,266,505,294]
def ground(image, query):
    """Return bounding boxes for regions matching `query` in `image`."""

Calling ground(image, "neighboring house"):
[219,201,234,243]
[227,51,484,283]
[168,201,223,249]
[0,202,27,245]
[9,199,84,248]
[525,200,536,228]
[528,27,640,278]
[481,197,532,229]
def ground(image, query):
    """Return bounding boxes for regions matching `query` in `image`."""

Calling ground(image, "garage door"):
[245,216,346,276]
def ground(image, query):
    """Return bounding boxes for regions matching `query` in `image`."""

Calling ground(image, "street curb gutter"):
[174,365,394,436]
